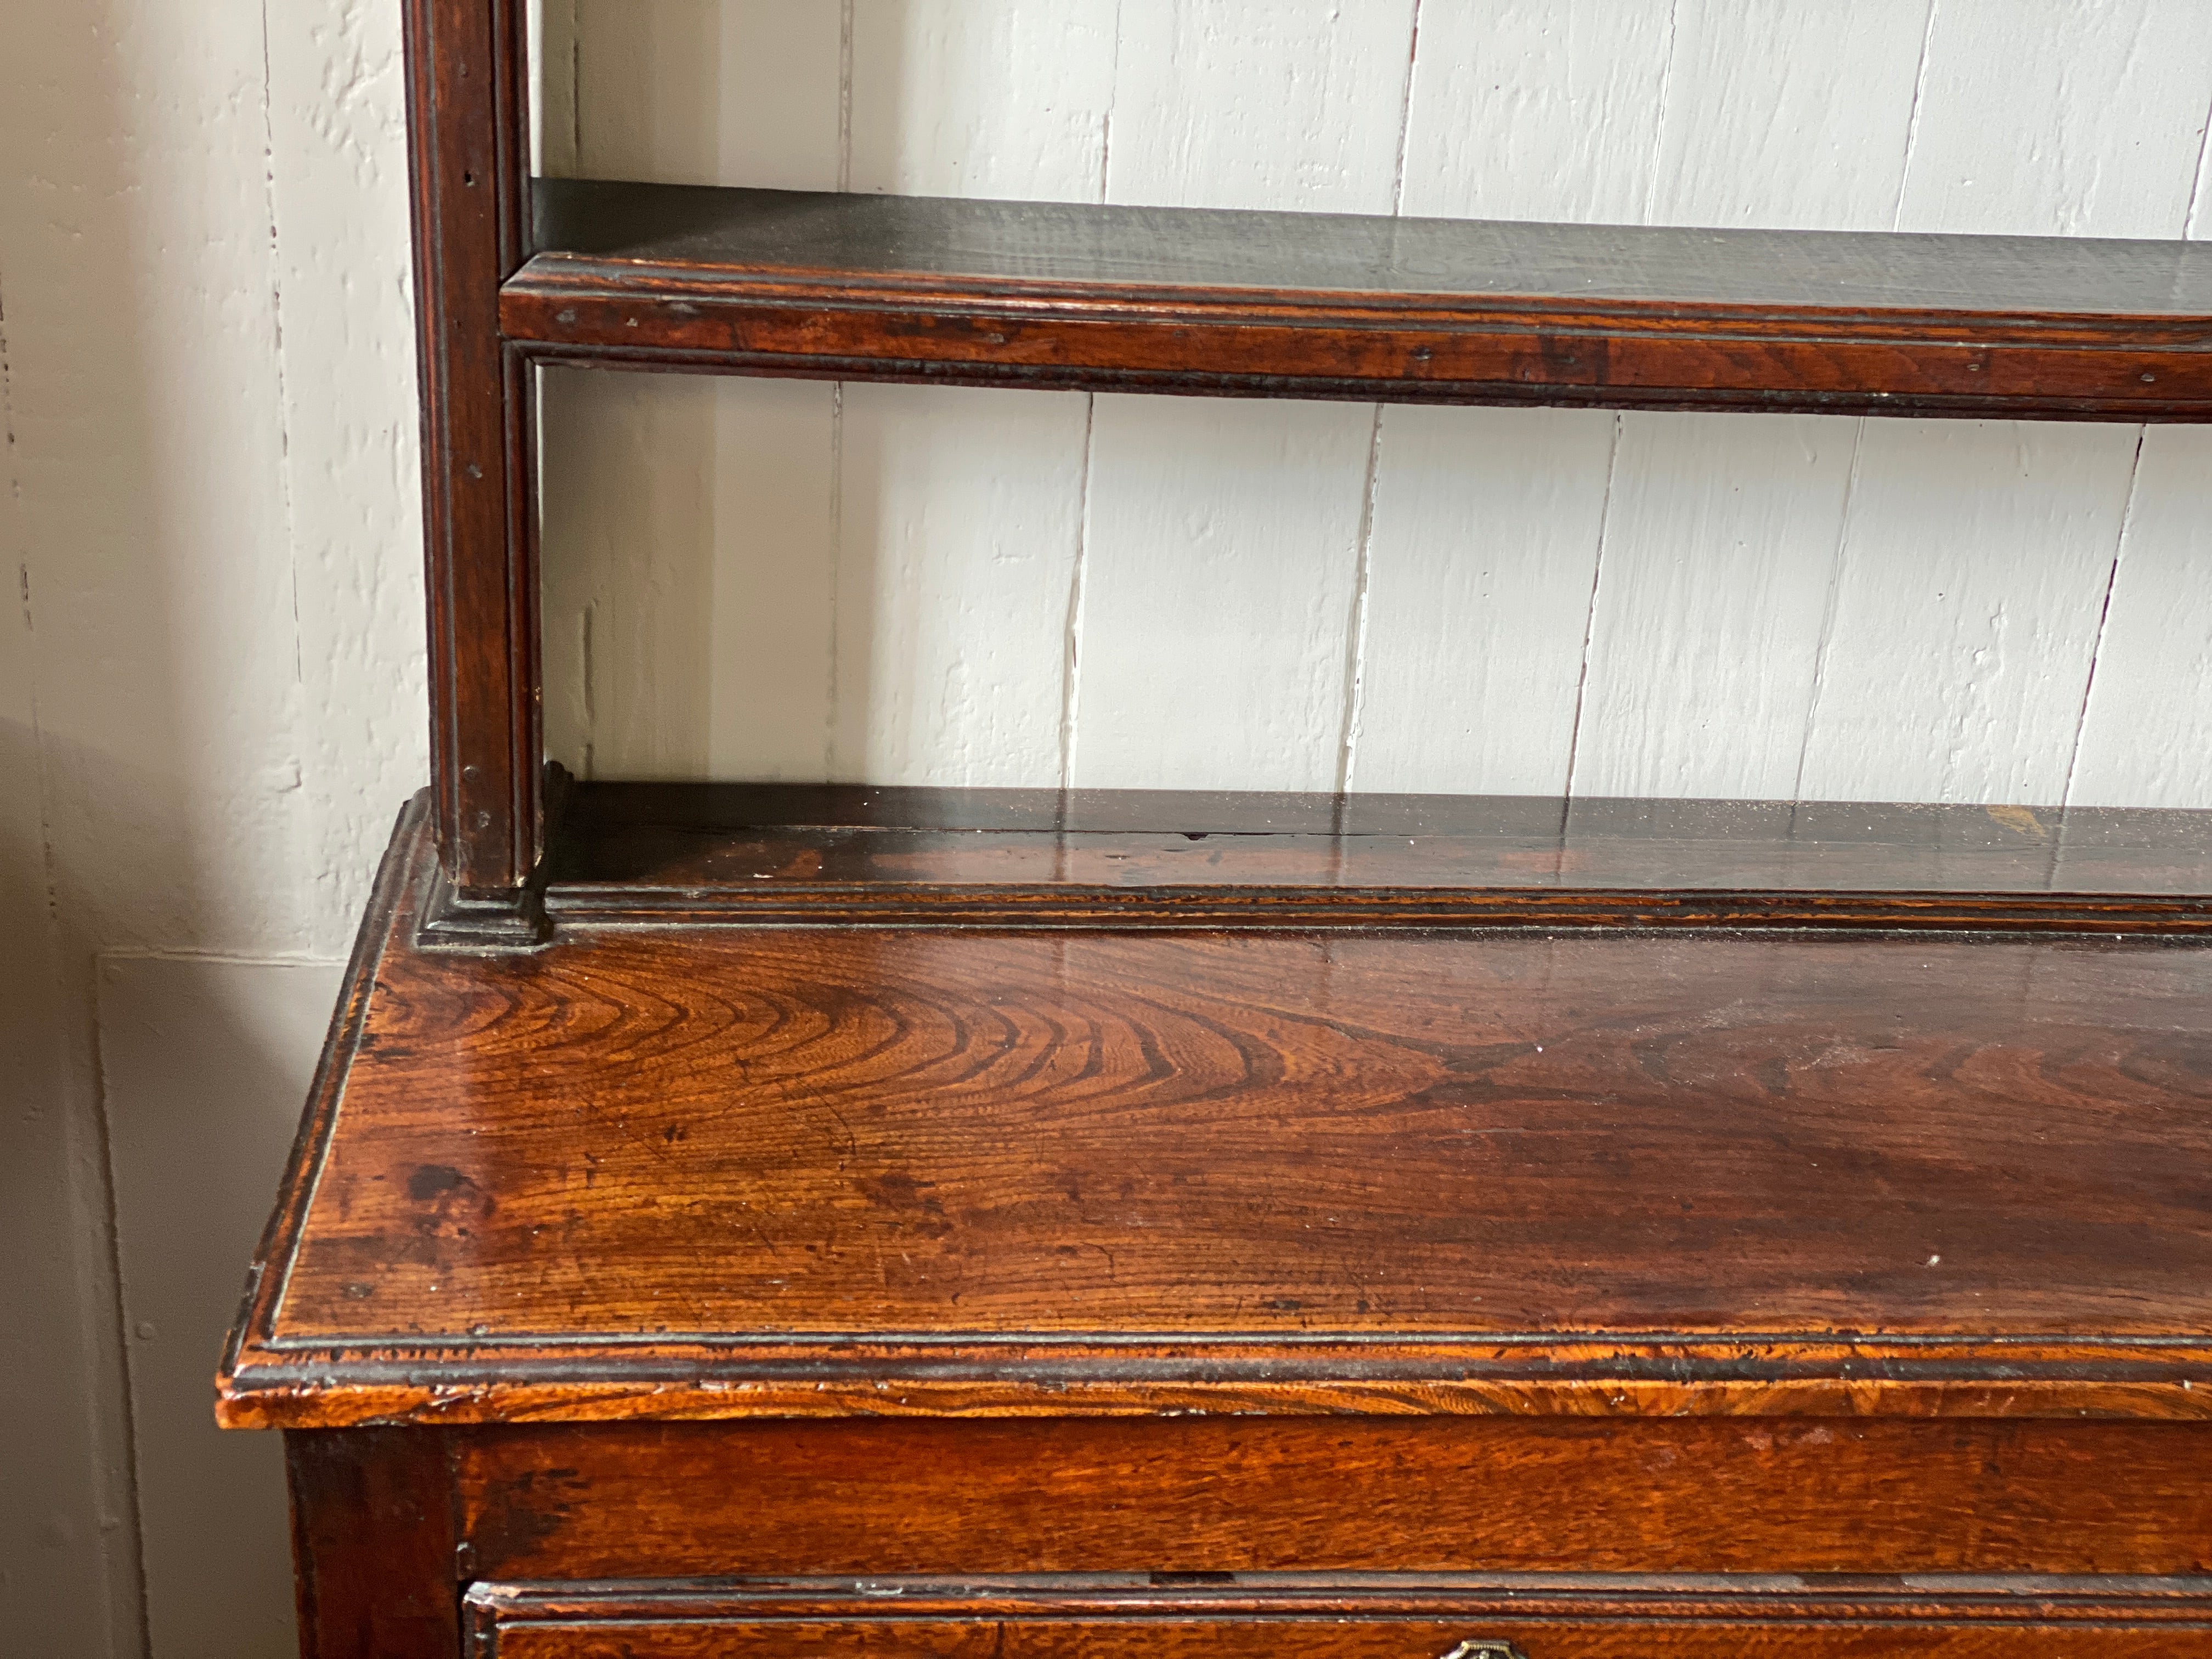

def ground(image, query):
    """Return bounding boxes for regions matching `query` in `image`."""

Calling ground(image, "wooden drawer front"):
[466,1579,2212,1659]
[461,1419,2212,1579]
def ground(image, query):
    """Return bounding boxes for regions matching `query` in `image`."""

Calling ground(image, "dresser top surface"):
[219,798,2212,1426]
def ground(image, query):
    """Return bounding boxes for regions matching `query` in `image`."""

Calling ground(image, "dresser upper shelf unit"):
[504,179,2212,417]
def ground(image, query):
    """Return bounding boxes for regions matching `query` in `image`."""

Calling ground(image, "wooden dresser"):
[219,2,2212,1654]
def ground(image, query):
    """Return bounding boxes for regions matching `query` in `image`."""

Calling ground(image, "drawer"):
[465,1575,2212,1658]
[461,1418,2212,1580]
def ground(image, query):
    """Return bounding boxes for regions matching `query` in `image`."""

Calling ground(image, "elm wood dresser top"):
[218,791,2212,1429]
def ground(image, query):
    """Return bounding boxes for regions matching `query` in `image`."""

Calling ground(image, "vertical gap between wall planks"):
[1335,407,1384,804]
[2060,430,2147,808]
[91,975,155,1659]
[2187,87,2212,236]
[826,5,854,779]
[257,0,304,698]
[1060,3,1120,798]
[1059,397,1096,796]
[1787,0,1938,812]
[566,0,579,173]
[1099,0,1123,204]
[2181,81,2212,830]
[1892,0,1942,232]
[1335,0,1425,805]
[1791,425,1867,806]
[1791,0,1938,814]
[1560,417,1622,826]
[1641,0,1682,224]
[825,383,845,781]
[577,600,595,781]
[1561,1,1679,811]
[837,0,855,195]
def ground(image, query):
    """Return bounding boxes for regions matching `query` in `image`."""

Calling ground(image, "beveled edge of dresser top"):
[216,794,2212,1429]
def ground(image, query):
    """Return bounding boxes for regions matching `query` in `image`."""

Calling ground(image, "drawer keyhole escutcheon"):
[1440,1642,1528,1659]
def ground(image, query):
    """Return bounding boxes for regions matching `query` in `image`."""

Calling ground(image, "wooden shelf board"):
[219,793,2212,1427]
[540,782,2212,932]
[504,180,2212,417]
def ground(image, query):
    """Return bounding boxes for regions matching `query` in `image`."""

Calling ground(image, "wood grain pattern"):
[286,1427,461,1659]
[466,1576,2212,1659]
[454,1418,2212,1578]
[506,182,2212,419]
[247,4,2212,1646]
[218,798,2212,1427]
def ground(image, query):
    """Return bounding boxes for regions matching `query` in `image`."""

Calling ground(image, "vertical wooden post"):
[287,1430,463,1659]
[402,0,547,944]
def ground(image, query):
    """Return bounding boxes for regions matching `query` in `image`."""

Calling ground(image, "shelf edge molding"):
[505,180,2212,419]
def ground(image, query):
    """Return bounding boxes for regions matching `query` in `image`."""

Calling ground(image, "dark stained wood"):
[506,181,2212,419]
[286,1428,461,1659]
[466,1575,2212,1659]
[218,800,2212,1428]
[405,0,545,917]
[456,1418,2212,1579]
[259,0,2212,1637]
[545,781,2212,932]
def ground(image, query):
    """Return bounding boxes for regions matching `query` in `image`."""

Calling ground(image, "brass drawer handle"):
[1440,1643,1527,1659]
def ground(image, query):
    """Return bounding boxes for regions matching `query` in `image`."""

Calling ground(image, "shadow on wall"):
[0,719,126,1652]
[0,723,324,1659]
[541,0,767,780]
[98,953,338,1659]
[3,0,337,1642]
[540,0,922,787]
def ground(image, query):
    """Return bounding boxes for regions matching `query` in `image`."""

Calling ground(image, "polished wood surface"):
[219,798,2212,1427]
[547,781,2212,931]
[286,1428,461,1659]
[403,0,545,914]
[273,1413,2212,1656]
[267,0,2212,1637]
[458,1417,2212,1579]
[467,1575,2212,1659]
[507,180,2212,419]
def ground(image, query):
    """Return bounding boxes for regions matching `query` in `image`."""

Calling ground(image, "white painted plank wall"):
[544,0,2212,809]
[3,0,424,1647]
[101,960,343,1659]
[1801,1,2212,805]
